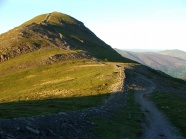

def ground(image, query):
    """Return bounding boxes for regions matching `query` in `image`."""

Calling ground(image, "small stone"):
[16,127,20,130]
[26,126,40,134]
[6,134,15,139]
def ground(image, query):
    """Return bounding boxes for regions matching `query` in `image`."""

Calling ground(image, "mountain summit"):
[0,12,130,63]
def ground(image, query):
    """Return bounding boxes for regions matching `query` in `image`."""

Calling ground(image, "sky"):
[1,0,186,51]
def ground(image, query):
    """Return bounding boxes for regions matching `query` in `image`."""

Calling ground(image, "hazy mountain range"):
[115,49,186,80]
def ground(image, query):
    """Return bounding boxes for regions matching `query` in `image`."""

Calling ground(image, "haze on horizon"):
[0,0,186,51]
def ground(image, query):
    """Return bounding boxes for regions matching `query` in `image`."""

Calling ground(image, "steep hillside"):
[115,49,186,80]
[0,12,131,118]
[0,12,131,63]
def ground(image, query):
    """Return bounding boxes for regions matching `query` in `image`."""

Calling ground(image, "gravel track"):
[125,69,185,139]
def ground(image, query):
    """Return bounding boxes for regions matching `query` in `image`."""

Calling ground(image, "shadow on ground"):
[0,93,110,119]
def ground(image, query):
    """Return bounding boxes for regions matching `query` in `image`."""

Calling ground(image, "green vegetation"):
[93,91,142,139]
[0,60,117,102]
[0,94,110,119]
[24,11,133,63]
[0,47,122,119]
[0,47,70,74]
[1,11,133,64]
[0,11,133,120]
[23,12,77,26]
[151,91,186,137]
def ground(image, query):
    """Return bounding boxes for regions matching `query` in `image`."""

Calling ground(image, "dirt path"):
[42,13,51,23]
[131,72,184,139]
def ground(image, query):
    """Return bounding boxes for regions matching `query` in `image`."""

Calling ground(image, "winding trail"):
[42,13,51,23]
[131,71,184,139]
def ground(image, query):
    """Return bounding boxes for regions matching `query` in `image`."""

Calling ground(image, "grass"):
[151,91,186,137]
[0,94,110,119]
[23,12,77,26]
[0,60,118,102]
[1,11,134,64]
[92,90,142,139]
[24,11,134,63]
[0,11,133,119]
[0,47,70,74]
[0,48,121,119]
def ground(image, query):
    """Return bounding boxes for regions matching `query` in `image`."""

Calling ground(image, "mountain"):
[0,12,133,115]
[0,12,131,63]
[159,49,186,61]
[0,12,186,139]
[115,48,186,80]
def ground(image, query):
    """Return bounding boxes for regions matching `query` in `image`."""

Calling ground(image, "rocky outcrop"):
[47,52,93,63]
[0,12,131,63]
[0,23,75,63]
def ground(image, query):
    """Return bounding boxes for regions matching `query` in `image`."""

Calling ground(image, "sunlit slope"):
[0,12,131,119]
[0,48,120,102]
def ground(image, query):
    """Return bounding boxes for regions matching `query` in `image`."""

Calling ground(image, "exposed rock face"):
[0,54,9,62]
[0,23,73,62]
[48,52,92,62]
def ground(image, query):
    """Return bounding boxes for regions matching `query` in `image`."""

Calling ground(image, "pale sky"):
[1,0,186,51]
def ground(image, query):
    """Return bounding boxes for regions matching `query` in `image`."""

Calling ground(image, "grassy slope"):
[0,48,121,119]
[151,92,186,137]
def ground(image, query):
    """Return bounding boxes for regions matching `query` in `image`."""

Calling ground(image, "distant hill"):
[159,49,186,61]
[0,12,131,63]
[115,48,186,80]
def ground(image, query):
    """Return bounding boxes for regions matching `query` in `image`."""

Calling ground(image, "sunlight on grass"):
[0,60,118,102]
[0,49,123,118]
